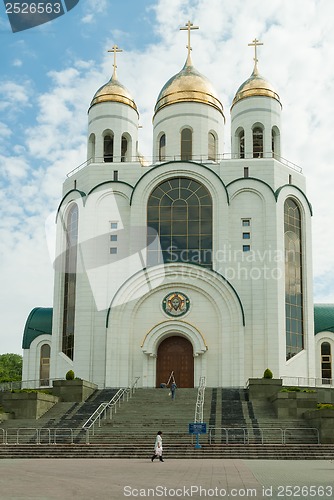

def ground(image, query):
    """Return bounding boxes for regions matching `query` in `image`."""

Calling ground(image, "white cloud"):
[0,81,31,112]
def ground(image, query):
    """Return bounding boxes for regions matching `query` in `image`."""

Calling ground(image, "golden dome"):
[154,55,225,118]
[89,72,138,113]
[231,65,281,109]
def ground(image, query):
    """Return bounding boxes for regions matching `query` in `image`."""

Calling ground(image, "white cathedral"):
[22,24,334,389]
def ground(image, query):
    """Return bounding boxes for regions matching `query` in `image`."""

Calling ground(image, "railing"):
[208,427,319,445]
[0,428,6,444]
[281,377,334,388]
[1,427,75,445]
[82,377,140,443]
[0,426,319,446]
[194,376,206,423]
[66,152,302,177]
[0,378,65,392]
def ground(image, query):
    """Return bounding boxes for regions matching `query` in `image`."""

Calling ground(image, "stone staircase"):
[1,387,333,459]
[207,388,320,445]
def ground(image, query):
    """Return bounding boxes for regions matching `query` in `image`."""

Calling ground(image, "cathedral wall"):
[231,96,281,159]
[88,101,138,161]
[226,186,282,379]
[106,265,245,387]
[153,102,224,160]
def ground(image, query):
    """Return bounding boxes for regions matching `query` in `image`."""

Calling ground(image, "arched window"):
[40,344,50,386]
[321,342,332,384]
[181,128,192,160]
[104,134,114,162]
[88,133,95,162]
[253,127,263,158]
[208,132,217,161]
[284,198,303,360]
[62,204,78,360]
[272,126,280,157]
[239,129,245,159]
[121,135,128,162]
[147,177,212,268]
[159,134,166,161]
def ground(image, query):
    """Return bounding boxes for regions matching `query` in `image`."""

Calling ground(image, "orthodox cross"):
[248,38,263,69]
[180,20,199,59]
[108,45,123,78]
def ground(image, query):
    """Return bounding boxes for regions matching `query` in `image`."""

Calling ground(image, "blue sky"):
[1,0,334,354]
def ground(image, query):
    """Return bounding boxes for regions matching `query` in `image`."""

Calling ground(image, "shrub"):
[280,387,316,393]
[65,370,75,380]
[10,389,52,395]
[263,368,273,379]
[317,403,334,410]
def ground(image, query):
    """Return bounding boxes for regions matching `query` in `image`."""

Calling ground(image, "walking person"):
[170,381,177,401]
[151,431,164,462]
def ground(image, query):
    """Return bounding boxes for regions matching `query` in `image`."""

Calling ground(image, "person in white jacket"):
[151,431,164,462]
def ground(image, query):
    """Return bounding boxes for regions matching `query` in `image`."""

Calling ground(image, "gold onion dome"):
[154,55,225,118]
[89,72,138,113]
[231,64,281,109]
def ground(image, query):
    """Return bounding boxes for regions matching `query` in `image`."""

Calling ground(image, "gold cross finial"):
[248,38,263,71]
[108,45,123,79]
[180,20,199,64]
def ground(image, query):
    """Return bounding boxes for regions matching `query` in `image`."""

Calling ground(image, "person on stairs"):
[151,431,164,462]
[170,382,177,400]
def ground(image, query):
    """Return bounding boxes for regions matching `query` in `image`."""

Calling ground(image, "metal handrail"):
[284,427,320,445]
[209,427,248,445]
[0,378,65,392]
[66,152,302,177]
[281,376,334,388]
[16,427,39,445]
[82,377,140,441]
[208,426,319,445]
[194,376,206,423]
[0,428,5,444]
[53,428,74,445]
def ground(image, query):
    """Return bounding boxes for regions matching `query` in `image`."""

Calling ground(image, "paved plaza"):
[0,458,333,500]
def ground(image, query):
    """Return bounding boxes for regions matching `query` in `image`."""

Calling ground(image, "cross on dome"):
[180,20,199,65]
[248,38,263,72]
[108,45,123,79]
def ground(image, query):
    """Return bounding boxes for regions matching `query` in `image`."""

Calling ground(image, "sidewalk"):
[0,458,333,500]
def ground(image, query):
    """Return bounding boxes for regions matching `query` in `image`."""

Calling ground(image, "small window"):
[121,135,128,162]
[181,128,192,161]
[104,134,114,163]
[110,235,117,242]
[110,222,118,230]
[159,134,166,161]
[242,219,251,227]
[321,342,332,383]
[244,167,249,178]
[110,247,117,254]
[208,132,216,161]
[253,127,263,158]
[239,129,245,159]
[243,233,250,239]
[113,170,119,181]
[243,245,251,252]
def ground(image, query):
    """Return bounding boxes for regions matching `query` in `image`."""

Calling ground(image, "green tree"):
[0,353,22,382]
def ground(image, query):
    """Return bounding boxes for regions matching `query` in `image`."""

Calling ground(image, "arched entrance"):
[156,336,194,388]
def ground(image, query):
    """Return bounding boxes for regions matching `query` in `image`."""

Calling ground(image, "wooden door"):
[156,336,194,388]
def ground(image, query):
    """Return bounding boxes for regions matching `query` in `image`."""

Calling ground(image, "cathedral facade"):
[22,28,334,389]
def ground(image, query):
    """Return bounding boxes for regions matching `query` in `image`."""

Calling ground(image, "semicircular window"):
[147,177,212,268]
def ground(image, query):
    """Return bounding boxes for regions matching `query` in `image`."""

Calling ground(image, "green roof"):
[22,307,53,349]
[314,304,334,335]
